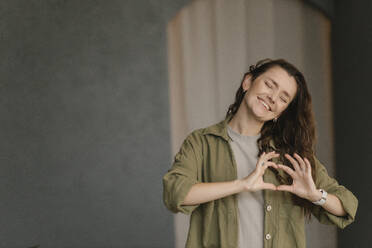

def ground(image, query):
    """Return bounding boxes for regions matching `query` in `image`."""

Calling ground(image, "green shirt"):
[162,114,358,248]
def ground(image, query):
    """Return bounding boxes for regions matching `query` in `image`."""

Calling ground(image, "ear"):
[242,74,252,91]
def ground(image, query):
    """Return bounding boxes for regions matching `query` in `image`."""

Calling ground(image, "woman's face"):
[242,66,298,122]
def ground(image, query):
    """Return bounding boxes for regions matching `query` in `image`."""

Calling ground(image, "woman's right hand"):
[238,151,279,192]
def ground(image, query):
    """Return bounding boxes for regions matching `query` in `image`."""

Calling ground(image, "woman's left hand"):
[276,153,321,201]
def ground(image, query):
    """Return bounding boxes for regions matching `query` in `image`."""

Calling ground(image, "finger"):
[258,161,277,176]
[256,159,265,168]
[285,153,301,173]
[257,152,266,164]
[293,153,306,172]
[277,164,296,178]
[258,151,279,169]
[304,157,312,175]
[261,151,274,159]
[262,183,277,191]
[257,151,274,167]
[264,161,278,169]
[260,152,266,159]
[265,151,280,161]
[256,153,264,168]
[276,184,293,192]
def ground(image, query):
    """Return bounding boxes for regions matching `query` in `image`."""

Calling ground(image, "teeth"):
[259,99,270,111]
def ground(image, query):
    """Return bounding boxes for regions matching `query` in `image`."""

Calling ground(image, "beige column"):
[167,0,335,247]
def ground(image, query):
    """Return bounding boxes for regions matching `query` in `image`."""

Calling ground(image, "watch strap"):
[312,189,328,206]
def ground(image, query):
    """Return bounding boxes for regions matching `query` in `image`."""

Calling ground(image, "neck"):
[227,104,264,136]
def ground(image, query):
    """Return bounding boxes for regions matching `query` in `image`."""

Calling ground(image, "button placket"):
[264,204,272,242]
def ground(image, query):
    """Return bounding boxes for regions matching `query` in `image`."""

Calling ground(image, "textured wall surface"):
[332,1,372,247]
[0,0,189,247]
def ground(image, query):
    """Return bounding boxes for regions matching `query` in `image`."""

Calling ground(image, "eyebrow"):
[267,77,291,99]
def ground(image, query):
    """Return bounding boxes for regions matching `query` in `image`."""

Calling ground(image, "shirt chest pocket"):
[203,148,236,182]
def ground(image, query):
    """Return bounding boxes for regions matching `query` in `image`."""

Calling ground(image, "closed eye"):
[280,97,288,103]
[265,81,273,88]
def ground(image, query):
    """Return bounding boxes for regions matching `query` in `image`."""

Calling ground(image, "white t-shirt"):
[227,124,264,248]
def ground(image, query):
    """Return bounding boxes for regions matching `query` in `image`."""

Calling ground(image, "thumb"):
[262,183,277,191]
[277,184,293,193]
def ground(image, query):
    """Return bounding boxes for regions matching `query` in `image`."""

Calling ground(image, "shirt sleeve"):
[162,131,202,215]
[310,156,358,229]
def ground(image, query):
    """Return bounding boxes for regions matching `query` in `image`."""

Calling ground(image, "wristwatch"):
[311,189,328,206]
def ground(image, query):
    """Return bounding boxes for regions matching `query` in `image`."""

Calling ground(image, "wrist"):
[310,189,328,205]
[234,179,246,193]
[307,189,322,202]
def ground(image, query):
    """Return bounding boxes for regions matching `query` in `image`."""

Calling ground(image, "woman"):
[163,58,358,248]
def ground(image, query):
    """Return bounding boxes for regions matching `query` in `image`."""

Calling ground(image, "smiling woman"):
[163,58,358,248]
[236,65,298,127]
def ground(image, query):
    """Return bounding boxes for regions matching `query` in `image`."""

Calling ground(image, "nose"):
[267,95,274,104]
[267,94,276,104]
[268,90,279,104]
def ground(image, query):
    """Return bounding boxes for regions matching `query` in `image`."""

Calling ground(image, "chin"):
[253,111,275,123]
[252,107,269,118]
[259,117,272,123]
[253,113,270,122]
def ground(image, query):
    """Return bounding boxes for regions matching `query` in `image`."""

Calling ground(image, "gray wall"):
[0,0,188,247]
[332,1,372,247]
[0,0,367,247]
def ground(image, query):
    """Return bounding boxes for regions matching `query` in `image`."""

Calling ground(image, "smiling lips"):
[258,97,271,111]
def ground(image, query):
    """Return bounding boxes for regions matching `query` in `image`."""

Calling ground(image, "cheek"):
[276,103,289,113]
[244,93,255,104]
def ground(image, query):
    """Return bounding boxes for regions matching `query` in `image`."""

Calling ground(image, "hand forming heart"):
[239,152,319,201]
[276,153,319,201]
[239,151,279,192]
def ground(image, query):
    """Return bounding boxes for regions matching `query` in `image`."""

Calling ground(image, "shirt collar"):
[201,113,277,149]
[201,113,234,142]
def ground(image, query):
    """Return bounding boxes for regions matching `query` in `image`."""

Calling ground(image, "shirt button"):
[266,205,272,211]
[265,233,271,240]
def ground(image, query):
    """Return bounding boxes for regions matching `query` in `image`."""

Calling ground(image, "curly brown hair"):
[226,58,317,220]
